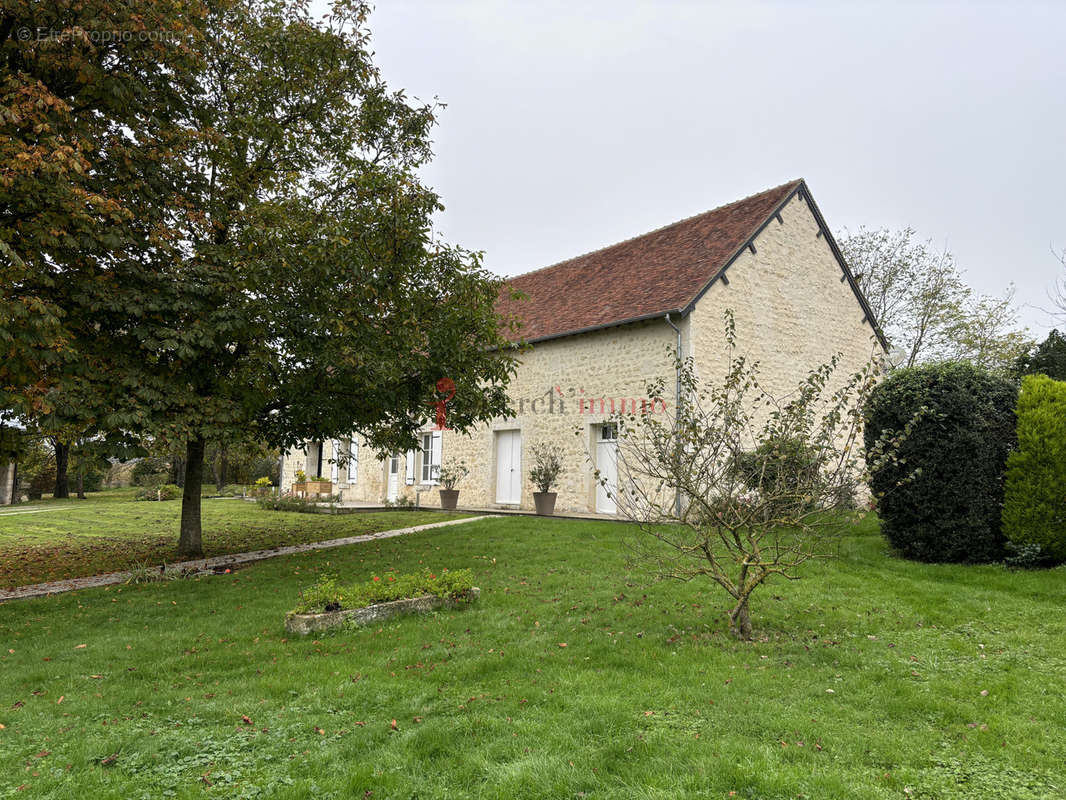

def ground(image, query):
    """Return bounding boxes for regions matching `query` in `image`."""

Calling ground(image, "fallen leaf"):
[99,753,118,767]
[56,696,63,705]
[89,675,103,680]
[34,751,49,758]
[241,715,253,725]
[74,644,86,650]
[390,719,398,731]
[353,721,365,727]
[314,726,325,735]
[557,643,567,648]
[413,716,423,723]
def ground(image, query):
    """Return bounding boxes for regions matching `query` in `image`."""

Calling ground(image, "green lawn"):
[1,514,1064,798]
[0,489,467,587]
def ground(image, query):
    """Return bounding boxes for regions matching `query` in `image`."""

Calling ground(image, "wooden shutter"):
[347,439,358,482]
[431,431,443,484]
[405,450,416,485]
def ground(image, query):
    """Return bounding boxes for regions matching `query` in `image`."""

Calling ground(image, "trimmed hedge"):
[864,362,1017,563]
[1002,374,1066,563]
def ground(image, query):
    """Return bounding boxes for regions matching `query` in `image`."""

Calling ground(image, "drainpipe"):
[664,313,683,519]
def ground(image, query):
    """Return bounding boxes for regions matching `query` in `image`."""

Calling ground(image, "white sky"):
[361,0,1064,337]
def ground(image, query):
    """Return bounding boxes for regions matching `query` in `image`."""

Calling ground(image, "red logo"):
[429,377,456,430]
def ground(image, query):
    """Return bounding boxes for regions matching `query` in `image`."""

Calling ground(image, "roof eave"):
[512,308,686,346]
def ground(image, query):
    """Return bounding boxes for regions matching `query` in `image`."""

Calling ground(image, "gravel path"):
[0,514,494,603]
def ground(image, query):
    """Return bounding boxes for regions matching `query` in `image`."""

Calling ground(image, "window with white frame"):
[421,431,442,484]
[347,438,358,482]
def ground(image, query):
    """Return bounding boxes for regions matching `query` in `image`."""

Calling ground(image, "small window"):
[600,424,617,441]
[421,431,442,484]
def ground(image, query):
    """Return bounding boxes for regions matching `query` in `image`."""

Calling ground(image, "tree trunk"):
[729,598,753,640]
[54,441,70,499]
[76,471,85,500]
[178,438,205,558]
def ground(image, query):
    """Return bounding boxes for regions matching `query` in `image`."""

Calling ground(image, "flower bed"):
[285,569,477,635]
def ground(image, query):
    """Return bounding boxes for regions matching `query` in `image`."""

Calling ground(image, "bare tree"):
[945,286,1034,372]
[1051,246,1066,323]
[840,227,1032,371]
[600,313,909,639]
[839,227,969,367]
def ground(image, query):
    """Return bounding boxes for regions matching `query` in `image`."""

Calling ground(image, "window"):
[600,424,618,441]
[421,431,442,484]
[347,438,358,482]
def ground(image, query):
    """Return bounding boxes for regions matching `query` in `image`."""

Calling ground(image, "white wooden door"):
[386,455,400,501]
[495,430,522,504]
[595,424,618,514]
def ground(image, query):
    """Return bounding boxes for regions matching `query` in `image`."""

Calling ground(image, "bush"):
[293,568,475,614]
[256,493,329,513]
[730,436,824,514]
[134,484,182,501]
[864,362,1017,563]
[131,457,170,486]
[1001,374,1066,564]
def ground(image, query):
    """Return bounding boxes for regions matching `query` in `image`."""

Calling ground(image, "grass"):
[1,513,1065,798]
[0,489,468,587]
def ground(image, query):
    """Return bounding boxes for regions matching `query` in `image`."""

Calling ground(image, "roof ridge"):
[501,178,803,282]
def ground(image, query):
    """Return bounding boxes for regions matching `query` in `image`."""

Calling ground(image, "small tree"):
[529,444,563,493]
[606,312,893,639]
[438,461,470,491]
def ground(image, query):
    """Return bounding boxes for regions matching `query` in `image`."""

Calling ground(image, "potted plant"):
[529,443,563,516]
[437,460,469,511]
[293,469,308,496]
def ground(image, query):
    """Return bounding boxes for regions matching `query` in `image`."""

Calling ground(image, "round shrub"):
[864,362,1017,563]
[1001,374,1066,564]
[134,483,181,501]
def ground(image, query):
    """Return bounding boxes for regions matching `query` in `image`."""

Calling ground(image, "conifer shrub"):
[1001,374,1066,564]
[864,362,1017,563]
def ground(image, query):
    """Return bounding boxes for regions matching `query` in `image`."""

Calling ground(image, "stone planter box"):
[294,480,332,497]
[285,587,480,635]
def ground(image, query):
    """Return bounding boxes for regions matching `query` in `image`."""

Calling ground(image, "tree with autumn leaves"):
[1,1,518,555]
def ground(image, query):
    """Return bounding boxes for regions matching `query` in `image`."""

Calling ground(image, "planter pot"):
[295,481,331,498]
[285,588,479,635]
[439,488,460,510]
[533,491,557,516]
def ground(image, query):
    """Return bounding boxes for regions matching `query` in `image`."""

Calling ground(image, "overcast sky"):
[362,0,1064,337]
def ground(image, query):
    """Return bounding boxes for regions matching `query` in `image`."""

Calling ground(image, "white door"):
[596,424,618,514]
[495,430,522,504]
[386,455,400,501]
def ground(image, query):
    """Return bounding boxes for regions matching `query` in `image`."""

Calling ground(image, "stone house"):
[280,179,886,514]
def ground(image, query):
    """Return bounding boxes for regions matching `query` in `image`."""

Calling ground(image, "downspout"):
[664,313,683,519]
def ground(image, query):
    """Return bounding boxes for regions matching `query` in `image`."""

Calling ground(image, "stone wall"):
[688,191,881,396]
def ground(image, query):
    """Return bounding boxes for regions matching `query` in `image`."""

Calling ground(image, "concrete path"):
[0,514,495,603]
[0,506,55,516]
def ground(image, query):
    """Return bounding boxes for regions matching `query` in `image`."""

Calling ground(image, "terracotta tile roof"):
[497,179,803,342]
